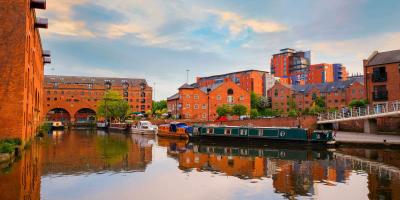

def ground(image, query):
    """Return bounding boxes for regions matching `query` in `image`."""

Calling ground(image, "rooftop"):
[197,69,269,80]
[44,75,148,86]
[366,49,400,66]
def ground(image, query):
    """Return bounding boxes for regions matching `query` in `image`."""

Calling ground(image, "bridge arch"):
[74,108,96,123]
[46,108,71,122]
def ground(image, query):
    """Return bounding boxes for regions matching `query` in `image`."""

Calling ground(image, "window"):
[202,104,207,109]
[47,98,50,101]
[216,95,221,100]
[225,129,232,135]
[207,128,214,134]
[186,104,190,108]
[194,104,199,109]
[202,113,207,119]
[227,96,234,103]
[186,95,190,99]
[194,94,199,100]
[54,98,57,101]
[227,89,234,95]
[258,129,263,136]
[240,96,244,101]
[240,129,247,136]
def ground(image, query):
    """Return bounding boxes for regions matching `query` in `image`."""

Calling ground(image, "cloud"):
[209,10,288,36]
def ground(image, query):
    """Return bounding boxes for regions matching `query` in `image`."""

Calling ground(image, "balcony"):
[31,0,46,9]
[43,57,51,64]
[373,91,388,101]
[35,18,48,29]
[43,50,51,57]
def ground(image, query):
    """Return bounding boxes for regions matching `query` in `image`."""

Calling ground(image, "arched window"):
[227,89,234,95]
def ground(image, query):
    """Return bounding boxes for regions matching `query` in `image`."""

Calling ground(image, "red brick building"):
[307,63,348,84]
[363,50,400,104]
[269,76,365,113]
[44,75,152,122]
[196,70,275,97]
[0,0,50,142]
[167,79,251,121]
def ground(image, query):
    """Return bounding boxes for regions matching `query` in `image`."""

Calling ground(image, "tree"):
[349,99,368,108]
[152,100,167,113]
[288,109,298,117]
[258,96,270,110]
[314,97,326,109]
[251,92,260,109]
[97,90,131,122]
[232,104,248,116]
[216,105,231,117]
[250,109,259,119]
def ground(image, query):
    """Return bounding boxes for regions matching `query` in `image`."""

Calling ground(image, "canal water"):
[0,130,400,200]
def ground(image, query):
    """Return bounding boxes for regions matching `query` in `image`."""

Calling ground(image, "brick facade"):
[167,79,251,121]
[363,50,400,104]
[44,75,153,122]
[0,0,49,142]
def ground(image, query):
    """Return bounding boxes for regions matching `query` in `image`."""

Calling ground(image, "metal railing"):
[318,100,400,122]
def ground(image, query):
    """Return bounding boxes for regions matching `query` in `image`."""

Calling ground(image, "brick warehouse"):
[269,76,365,113]
[44,75,153,123]
[0,0,50,142]
[167,78,251,121]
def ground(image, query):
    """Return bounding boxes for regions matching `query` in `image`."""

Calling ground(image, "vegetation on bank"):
[97,91,131,122]
[152,100,168,118]
[216,104,248,117]
[0,139,21,154]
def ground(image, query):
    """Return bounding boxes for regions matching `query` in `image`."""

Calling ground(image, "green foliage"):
[250,92,260,109]
[216,105,232,117]
[288,109,298,117]
[259,108,280,117]
[232,104,248,116]
[349,99,368,108]
[97,91,131,122]
[308,105,325,115]
[38,122,52,136]
[152,100,168,114]
[287,97,297,110]
[314,97,326,108]
[0,139,21,154]
[250,109,259,119]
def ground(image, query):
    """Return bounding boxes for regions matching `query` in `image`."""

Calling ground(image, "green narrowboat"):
[188,125,335,145]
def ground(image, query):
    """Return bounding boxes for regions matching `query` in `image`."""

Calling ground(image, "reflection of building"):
[41,132,153,174]
[0,141,42,200]
[175,145,352,198]
[44,75,153,122]
[0,0,50,142]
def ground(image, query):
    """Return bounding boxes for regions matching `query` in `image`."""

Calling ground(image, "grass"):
[0,138,21,154]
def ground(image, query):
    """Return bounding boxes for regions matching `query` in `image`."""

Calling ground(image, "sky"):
[38,0,400,100]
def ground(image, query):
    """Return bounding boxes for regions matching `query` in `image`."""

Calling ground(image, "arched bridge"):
[44,101,97,123]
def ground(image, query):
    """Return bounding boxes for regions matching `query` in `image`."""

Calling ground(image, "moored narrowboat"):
[109,123,130,132]
[158,122,191,139]
[51,121,64,130]
[189,125,335,145]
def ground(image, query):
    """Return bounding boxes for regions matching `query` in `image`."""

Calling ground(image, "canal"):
[0,130,400,200]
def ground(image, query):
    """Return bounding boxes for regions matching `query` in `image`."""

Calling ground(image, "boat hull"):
[158,130,189,139]
[189,126,335,145]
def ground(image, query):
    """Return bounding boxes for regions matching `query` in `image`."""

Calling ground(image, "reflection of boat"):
[109,123,130,132]
[158,122,191,139]
[51,121,64,130]
[96,121,108,129]
[189,125,335,145]
[131,121,158,135]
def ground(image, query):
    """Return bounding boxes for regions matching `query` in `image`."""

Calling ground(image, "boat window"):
[225,129,232,135]
[207,128,214,134]
[240,129,247,135]
[258,129,263,136]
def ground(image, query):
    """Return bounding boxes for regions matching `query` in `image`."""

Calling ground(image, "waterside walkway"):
[336,131,400,146]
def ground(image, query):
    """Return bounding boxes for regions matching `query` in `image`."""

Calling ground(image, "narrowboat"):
[109,123,130,132]
[96,121,108,129]
[189,125,335,145]
[131,121,158,135]
[158,122,191,139]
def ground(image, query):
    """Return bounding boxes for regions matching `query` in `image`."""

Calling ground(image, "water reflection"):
[0,130,399,200]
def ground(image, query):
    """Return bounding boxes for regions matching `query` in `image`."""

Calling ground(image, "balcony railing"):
[35,17,48,29]
[31,0,46,9]
[372,72,387,82]
[43,57,51,64]
[373,91,388,101]
[43,50,51,57]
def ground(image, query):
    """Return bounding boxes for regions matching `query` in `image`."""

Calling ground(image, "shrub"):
[250,109,259,119]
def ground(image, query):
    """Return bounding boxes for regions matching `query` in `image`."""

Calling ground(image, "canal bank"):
[335,131,400,146]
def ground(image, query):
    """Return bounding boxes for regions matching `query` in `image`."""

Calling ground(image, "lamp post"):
[186,69,190,83]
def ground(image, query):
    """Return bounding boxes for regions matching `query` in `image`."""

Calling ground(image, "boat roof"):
[196,125,305,129]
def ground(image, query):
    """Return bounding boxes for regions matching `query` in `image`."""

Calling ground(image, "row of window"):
[47,97,147,103]
[46,90,150,97]
[185,113,207,119]
[185,104,207,109]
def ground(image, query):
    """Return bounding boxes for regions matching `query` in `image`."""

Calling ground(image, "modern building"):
[363,50,400,104]
[167,78,251,121]
[270,48,311,85]
[0,0,50,142]
[269,76,365,112]
[307,63,348,84]
[196,70,275,97]
[44,75,153,123]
